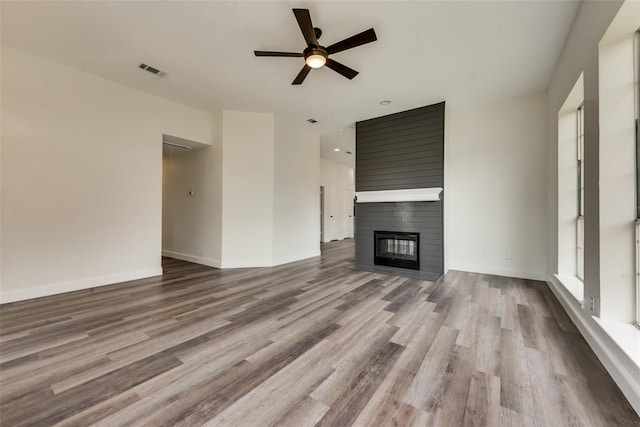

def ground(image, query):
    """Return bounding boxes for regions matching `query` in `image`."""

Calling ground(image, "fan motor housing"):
[303,46,328,61]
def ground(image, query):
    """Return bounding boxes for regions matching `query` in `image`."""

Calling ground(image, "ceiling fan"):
[254,8,377,85]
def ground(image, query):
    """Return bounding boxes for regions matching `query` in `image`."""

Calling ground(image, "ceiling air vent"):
[138,63,168,78]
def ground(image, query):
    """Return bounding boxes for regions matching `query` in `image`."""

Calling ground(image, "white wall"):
[273,116,321,264]
[320,158,355,242]
[220,111,274,268]
[1,46,214,303]
[446,94,547,280]
[220,111,322,267]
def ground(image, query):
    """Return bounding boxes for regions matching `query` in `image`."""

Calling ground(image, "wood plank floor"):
[1,239,638,426]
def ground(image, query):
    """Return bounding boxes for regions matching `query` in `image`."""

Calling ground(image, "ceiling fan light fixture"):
[306,53,326,68]
[304,47,327,68]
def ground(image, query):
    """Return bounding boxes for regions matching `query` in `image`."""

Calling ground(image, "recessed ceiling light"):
[334,148,340,152]
[380,100,391,105]
[346,151,353,155]
[307,118,318,123]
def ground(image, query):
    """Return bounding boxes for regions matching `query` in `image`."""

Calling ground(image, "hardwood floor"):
[1,239,638,426]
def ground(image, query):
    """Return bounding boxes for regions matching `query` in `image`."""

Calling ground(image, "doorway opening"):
[161,134,208,268]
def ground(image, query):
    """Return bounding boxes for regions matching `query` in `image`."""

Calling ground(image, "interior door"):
[343,189,354,238]
[320,186,325,243]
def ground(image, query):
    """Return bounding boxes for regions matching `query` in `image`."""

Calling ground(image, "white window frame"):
[577,103,585,282]
[635,218,640,328]
[634,30,640,327]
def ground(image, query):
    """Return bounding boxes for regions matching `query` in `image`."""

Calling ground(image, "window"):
[555,72,584,303]
[577,103,585,281]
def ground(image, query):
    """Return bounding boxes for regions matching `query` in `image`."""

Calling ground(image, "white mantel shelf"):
[355,188,443,203]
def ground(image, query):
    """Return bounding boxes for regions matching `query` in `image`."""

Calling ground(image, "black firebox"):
[374,231,420,270]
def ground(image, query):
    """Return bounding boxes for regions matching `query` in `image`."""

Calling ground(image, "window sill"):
[554,274,584,305]
[593,317,640,370]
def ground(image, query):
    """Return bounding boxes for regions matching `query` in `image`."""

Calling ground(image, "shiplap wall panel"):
[356,102,445,192]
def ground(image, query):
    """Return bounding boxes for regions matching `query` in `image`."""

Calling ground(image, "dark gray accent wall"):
[355,202,443,281]
[355,102,445,280]
[356,102,444,192]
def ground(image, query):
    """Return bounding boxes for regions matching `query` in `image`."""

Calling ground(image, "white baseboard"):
[162,250,221,268]
[218,251,321,269]
[220,258,275,268]
[0,267,163,304]
[322,236,353,243]
[272,251,321,266]
[447,262,546,281]
[546,274,640,416]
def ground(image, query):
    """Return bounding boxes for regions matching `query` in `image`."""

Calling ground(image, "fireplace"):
[355,102,445,280]
[374,231,419,270]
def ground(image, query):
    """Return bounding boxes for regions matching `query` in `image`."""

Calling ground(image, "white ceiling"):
[1,0,580,167]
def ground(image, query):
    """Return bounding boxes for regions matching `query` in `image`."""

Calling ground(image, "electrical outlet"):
[590,296,595,313]
[482,249,489,258]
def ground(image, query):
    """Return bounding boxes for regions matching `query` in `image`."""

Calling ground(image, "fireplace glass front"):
[374,231,419,270]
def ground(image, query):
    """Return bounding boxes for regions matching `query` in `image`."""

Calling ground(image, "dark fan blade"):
[325,58,358,80]
[326,28,377,55]
[254,51,303,57]
[293,8,318,46]
[292,64,312,85]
